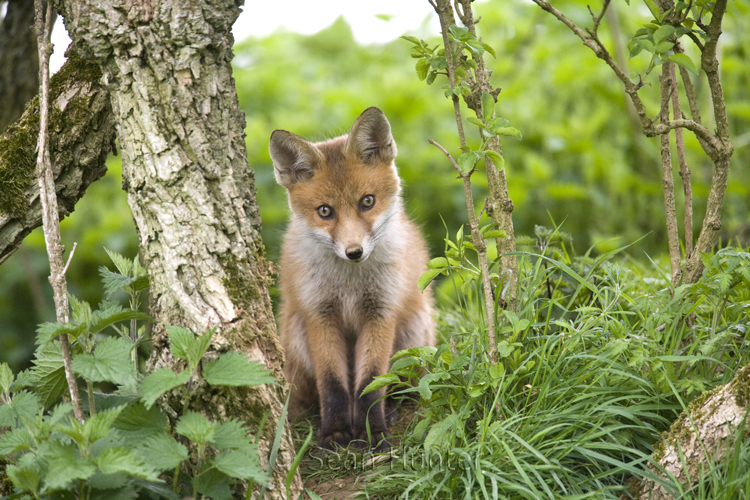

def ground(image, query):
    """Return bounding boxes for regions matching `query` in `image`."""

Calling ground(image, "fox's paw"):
[318,430,352,450]
[352,428,393,453]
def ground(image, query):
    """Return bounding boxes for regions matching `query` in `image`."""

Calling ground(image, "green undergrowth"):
[350,227,750,499]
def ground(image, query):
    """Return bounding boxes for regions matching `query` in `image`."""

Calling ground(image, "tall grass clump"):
[360,228,750,499]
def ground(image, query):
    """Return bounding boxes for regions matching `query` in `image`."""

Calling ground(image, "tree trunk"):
[0,49,114,263]
[633,364,750,499]
[0,0,45,132]
[56,1,300,497]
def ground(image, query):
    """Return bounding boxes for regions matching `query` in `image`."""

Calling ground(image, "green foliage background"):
[1,0,748,372]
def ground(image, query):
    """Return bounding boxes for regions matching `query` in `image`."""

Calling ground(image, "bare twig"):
[659,64,682,283]
[430,139,498,363]
[62,241,78,275]
[669,64,693,257]
[34,0,85,423]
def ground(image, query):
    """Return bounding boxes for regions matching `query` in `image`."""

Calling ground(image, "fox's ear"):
[346,107,397,165]
[269,130,322,188]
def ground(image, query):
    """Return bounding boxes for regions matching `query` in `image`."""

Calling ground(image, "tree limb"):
[0,49,115,263]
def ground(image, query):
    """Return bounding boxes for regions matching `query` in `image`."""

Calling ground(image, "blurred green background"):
[1,0,748,372]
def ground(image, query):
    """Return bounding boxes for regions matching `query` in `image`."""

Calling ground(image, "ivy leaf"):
[136,432,188,471]
[203,352,277,387]
[213,447,267,482]
[667,53,699,75]
[481,91,495,120]
[72,337,137,388]
[96,446,159,481]
[138,368,191,409]
[418,268,443,292]
[176,411,215,446]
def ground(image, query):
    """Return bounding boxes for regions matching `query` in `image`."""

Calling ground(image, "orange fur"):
[269,108,435,450]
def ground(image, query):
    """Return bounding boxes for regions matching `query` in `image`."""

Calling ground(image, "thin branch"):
[34,0,85,423]
[62,241,78,275]
[659,63,682,283]
[432,0,467,148]
[669,64,693,257]
[430,139,498,364]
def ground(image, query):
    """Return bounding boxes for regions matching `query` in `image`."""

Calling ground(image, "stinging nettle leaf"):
[166,325,195,362]
[213,447,267,483]
[0,362,13,394]
[187,328,215,368]
[104,247,133,277]
[211,418,251,451]
[114,402,168,438]
[203,352,277,387]
[176,411,215,446]
[96,446,159,481]
[31,341,68,409]
[136,432,189,471]
[138,368,191,409]
[72,337,137,388]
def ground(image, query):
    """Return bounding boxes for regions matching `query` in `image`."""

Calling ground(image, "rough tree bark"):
[0,49,114,263]
[633,364,750,499]
[56,0,300,497]
[0,0,45,132]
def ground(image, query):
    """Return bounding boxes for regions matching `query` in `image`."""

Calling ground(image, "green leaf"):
[84,405,126,444]
[0,362,14,395]
[98,268,133,300]
[466,116,484,128]
[495,127,522,140]
[643,0,661,19]
[628,39,644,58]
[31,341,68,409]
[0,428,33,454]
[360,373,400,396]
[36,321,87,348]
[426,71,437,85]
[416,58,429,81]
[105,247,133,277]
[6,465,41,494]
[136,432,188,472]
[138,368,191,409]
[89,302,151,335]
[426,257,449,269]
[211,418,251,451]
[484,150,503,166]
[96,446,159,481]
[213,447,267,482]
[484,230,508,239]
[69,294,92,328]
[166,325,194,362]
[497,340,521,358]
[187,328,215,368]
[653,24,676,44]
[482,41,497,58]
[667,53,699,74]
[203,352,277,387]
[72,337,137,388]
[418,268,442,292]
[114,402,168,438]
[8,390,41,422]
[489,363,506,380]
[196,468,232,500]
[481,91,495,120]
[176,411,215,446]
[400,35,420,45]
[424,414,460,451]
[654,41,674,53]
[635,38,655,53]
[42,440,97,492]
[457,152,478,172]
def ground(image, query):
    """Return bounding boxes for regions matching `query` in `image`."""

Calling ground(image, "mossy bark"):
[56,1,301,497]
[0,49,114,263]
[634,364,750,499]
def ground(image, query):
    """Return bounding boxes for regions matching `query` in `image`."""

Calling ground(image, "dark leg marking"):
[318,374,352,450]
[353,370,392,452]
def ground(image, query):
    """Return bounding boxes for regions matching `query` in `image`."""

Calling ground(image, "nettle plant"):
[0,252,276,499]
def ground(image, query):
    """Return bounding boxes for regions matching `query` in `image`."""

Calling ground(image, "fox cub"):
[269,107,435,451]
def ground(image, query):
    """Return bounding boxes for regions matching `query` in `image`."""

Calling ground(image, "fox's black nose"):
[346,247,363,260]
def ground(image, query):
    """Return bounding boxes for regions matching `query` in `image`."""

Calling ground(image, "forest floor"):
[297,403,417,499]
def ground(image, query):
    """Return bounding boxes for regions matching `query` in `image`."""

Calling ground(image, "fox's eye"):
[317,205,333,219]
[360,195,375,210]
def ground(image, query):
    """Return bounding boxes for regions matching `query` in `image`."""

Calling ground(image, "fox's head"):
[269,107,401,263]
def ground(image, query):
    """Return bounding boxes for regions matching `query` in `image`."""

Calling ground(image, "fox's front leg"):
[353,317,397,452]
[307,315,351,449]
